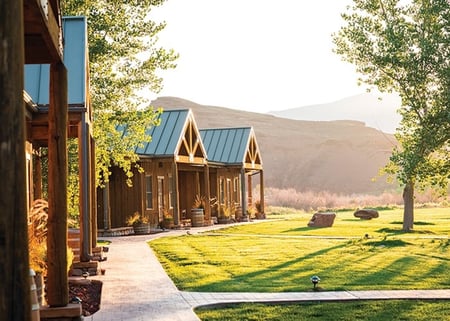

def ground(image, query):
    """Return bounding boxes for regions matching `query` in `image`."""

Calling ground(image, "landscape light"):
[311,275,320,289]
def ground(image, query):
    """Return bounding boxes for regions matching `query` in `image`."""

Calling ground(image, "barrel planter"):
[191,208,204,227]
[133,223,151,235]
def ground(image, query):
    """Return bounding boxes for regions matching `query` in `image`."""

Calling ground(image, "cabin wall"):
[97,166,143,229]
[211,167,242,219]
[141,159,175,226]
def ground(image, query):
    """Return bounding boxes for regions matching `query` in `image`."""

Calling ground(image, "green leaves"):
[334,0,450,196]
[62,0,178,187]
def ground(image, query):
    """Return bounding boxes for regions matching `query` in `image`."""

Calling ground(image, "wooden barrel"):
[29,269,40,321]
[191,209,204,227]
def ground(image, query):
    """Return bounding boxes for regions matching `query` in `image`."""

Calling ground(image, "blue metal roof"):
[24,16,87,106]
[200,127,252,165]
[119,109,191,157]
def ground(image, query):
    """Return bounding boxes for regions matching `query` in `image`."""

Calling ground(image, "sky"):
[149,0,364,113]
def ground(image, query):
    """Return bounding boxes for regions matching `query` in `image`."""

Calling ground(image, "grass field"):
[149,207,449,320]
[150,207,449,292]
[194,300,450,321]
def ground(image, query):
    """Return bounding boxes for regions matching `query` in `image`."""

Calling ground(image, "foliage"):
[62,0,178,187]
[195,301,450,321]
[333,0,450,230]
[150,208,449,292]
[28,199,48,274]
[126,211,149,227]
[193,195,208,209]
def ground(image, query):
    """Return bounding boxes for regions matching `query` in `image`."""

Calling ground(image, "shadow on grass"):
[376,227,435,235]
[191,243,348,292]
[390,221,435,226]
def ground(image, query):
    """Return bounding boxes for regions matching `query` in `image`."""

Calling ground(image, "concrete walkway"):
[90,226,450,321]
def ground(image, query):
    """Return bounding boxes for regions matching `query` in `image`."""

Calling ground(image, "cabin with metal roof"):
[98,109,211,231]
[25,16,97,267]
[200,127,265,220]
[2,1,86,318]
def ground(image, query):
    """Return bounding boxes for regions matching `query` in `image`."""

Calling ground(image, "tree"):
[333,0,450,231]
[62,0,178,187]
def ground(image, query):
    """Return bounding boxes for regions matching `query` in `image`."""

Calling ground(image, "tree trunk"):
[402,180,414,232]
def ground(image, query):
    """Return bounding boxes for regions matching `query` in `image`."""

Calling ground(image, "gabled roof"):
[200,127,263,170]
[121,109,207,164]
[24,16,88,107]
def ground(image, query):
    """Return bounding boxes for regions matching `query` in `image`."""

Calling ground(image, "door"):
[157,176,165,221]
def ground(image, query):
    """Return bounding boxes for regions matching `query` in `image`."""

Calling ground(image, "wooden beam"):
[259,170,265,214]
[79,120,92,262]
[0,1,31,319]
[46,62,69,307]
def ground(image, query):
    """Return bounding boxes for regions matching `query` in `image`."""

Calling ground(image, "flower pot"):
[133,223,151,235]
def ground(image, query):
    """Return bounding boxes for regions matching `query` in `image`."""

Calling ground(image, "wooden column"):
[102,183,111,230]
[79,120,92,262]
[247,173,253,208]
[0,1,31,319]
[259,170,265,213]
[90,133,97,247]
[47,62,69,307]
[240,168,247,217]
[204,164,211,220]
[172,162,180,225]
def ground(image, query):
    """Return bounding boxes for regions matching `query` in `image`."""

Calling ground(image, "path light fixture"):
[82,271,89,279]
[311,275,320,289]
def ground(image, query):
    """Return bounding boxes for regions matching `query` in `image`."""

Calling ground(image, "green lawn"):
[149,207,450,292]
[195,300,450,321]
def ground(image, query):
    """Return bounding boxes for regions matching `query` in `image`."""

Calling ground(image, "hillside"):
[269,93,402,134]
[151,96,398,195]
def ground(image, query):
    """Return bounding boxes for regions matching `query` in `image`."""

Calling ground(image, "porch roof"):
[200,127,255,166]
[24,16,87,107]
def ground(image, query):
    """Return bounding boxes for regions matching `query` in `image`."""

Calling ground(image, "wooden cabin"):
[1,0,73,317]
[98,109,210,231]
[200,127,264,220]
[25,16,97,264]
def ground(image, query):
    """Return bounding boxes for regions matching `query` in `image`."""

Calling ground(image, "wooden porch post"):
[79,120,92,262]
[173,162,180,225]
[102,183,111,230]
[204,164,211,221]
[240,168,247,217]
[259,170,265,214]
[90,134,97,247]
[0,0,31,318]
[47,62,69,307]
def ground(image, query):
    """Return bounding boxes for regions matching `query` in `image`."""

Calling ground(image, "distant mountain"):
[151,96,398,195]
[269,93,402,134]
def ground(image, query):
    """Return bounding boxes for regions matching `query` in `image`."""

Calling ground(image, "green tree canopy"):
[333,0,450,231]
[62,0,178,186]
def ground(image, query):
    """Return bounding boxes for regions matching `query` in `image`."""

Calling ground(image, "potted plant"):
[218,203,234,224]
[161,208,174,229]
[191,195,206,227]
[126,211,151,235]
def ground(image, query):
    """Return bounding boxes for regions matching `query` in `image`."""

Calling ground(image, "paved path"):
[89,226,450,321]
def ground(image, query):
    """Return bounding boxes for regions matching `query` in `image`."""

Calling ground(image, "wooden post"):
[0,1,31,319]
[240,168,247,217]
[90,133,97,247]
[259,170,265,213]
[247,173,253,208]
[79,121,92,262]
[172,162,180,225]
[46,62,69,307]
[204,164,210,221]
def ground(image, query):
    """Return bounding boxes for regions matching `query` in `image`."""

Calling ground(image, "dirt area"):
[69,279,102,316]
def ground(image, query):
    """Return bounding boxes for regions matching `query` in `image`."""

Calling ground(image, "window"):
[168,174,174,209]
[219,177,225,205]
[145,175,153,209]
[233,177,240,204]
